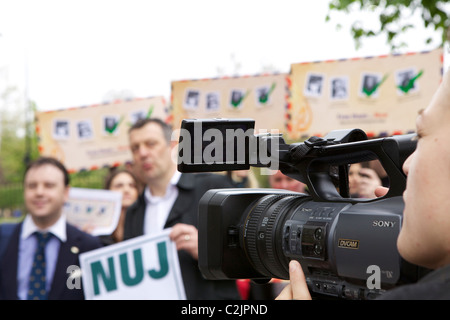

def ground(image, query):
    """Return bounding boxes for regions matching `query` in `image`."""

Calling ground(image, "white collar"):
[21,213,67,242]
[144,170,182,202]
[170,170,182,186]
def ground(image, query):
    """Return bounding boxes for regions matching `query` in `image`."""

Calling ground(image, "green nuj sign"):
[80,231,186,299]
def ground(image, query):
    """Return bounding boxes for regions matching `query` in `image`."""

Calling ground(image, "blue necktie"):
[27,232,52,300]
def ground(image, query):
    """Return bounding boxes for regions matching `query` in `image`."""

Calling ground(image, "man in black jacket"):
[123,118,240,300]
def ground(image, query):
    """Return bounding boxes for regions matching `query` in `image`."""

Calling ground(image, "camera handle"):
[287,129,416,203]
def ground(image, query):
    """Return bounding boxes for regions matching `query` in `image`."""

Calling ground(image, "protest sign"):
[287,48,443,140]
[63,187,122,236]
[36,96,169,172]
[171,73,289,135]
[79,230,186,300]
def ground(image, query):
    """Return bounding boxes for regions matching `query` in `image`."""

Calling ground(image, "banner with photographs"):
[170,73,289,135]
[36,97,169,172]
[287,48,443,140]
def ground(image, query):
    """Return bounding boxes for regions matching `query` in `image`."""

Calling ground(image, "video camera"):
[176,118,425,299]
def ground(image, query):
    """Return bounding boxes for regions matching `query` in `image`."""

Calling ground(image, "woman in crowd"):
[100,167,140,245]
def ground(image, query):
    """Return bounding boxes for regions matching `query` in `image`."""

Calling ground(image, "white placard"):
[79,229,186,300]
[64,187,122,236]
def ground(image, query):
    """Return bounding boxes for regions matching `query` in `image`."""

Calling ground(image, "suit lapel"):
[164,173,195,228]
[1,224,21,299]
[48,224,80,299]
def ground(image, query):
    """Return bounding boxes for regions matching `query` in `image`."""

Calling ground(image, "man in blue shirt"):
[0,157,102,300]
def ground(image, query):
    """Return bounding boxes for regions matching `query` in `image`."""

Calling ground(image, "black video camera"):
[176,118,425,299]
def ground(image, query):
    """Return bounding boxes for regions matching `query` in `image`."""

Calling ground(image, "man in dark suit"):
[0,157,102,300]
[123,118,241,300]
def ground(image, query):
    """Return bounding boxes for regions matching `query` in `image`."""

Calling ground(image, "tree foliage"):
[0,86,40,183]
[326,0,450,51]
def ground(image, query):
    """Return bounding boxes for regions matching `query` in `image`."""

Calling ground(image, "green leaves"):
[326,0,450,51]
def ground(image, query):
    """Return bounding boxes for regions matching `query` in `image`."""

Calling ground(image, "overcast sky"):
[0,0,448,112]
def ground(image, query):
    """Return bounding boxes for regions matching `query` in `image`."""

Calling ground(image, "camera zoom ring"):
[245,195,285,277]
[264,196,294,274]
[264,196,303,278]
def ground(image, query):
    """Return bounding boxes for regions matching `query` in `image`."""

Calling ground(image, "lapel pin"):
[71,246,79,254]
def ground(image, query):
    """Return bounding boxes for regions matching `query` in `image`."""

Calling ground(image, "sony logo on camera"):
[372,220,396,228]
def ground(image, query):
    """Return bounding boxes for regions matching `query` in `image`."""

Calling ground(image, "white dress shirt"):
[143,171,181,235]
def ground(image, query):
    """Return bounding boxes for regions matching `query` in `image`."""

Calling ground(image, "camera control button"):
[313,243,323,255]
[314,228,323,240]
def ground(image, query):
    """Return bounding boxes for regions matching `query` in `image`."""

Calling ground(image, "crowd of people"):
[0,68,449,300]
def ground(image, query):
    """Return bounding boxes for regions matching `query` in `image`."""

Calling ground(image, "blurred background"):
[0,0,449,221]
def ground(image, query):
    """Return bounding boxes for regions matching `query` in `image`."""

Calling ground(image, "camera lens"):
[242,193,310,279]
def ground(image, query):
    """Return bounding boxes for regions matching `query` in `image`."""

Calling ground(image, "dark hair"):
[24,157,70,186]
[104,167,139,190]
[128,118,172,144]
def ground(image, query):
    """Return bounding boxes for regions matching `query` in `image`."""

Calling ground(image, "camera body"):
[177,118,423,299]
